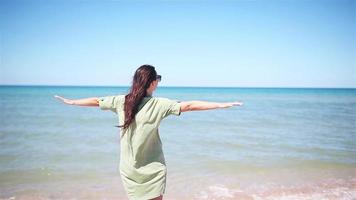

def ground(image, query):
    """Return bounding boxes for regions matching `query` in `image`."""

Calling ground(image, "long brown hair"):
[120,65,157,130]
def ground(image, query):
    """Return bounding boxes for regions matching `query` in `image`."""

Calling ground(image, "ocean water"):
[0,86,355,200]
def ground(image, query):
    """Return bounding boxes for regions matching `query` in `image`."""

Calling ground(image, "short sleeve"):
[157,97,181,119]
[98,95,124,113]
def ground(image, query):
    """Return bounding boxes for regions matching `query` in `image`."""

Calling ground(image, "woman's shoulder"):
[152,96,168,100]
[151,97,181,104]
[117,94,126,99]
[151,96,172,102]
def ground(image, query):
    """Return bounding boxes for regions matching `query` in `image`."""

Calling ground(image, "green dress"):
[98,94,181,200]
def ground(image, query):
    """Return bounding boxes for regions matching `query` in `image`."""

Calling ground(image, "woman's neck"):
[146,91,153,97]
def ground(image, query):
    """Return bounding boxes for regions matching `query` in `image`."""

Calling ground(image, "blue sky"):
[0,0,355,87]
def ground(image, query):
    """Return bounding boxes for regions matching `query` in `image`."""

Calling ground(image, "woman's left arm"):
[54,95,99,107]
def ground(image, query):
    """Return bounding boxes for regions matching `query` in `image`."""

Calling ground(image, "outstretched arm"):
[180,101,243,112]
[54,95,99,107]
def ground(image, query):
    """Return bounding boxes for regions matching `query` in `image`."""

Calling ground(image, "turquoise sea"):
[0,86,355,199]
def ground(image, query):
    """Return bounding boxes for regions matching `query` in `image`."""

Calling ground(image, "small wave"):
[193,178,356,200]
[195,184,243,200]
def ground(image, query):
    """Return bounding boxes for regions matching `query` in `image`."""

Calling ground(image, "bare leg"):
[150,195,163,200]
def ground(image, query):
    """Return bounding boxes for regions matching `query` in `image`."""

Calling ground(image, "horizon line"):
[0,84,355,89]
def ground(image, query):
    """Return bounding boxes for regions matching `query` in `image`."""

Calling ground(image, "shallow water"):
[0,86,355,199]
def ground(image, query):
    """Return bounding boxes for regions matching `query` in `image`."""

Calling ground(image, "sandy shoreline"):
[1,177,355,200]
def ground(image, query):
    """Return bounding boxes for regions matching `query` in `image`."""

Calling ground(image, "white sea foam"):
[195,184,239,200]
[192,178,356,200]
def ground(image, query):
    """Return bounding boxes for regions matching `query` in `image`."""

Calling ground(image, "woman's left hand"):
[54,95,74,105]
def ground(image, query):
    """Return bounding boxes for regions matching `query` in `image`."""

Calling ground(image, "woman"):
[54,64,243,200]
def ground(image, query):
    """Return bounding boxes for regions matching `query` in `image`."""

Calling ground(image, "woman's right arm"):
[180,101,243,112]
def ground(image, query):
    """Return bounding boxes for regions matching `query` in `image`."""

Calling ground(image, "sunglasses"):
[156,75,162,82]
